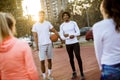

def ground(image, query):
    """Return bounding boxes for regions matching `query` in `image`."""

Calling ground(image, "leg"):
[41,60,46,73]
[40,60,47,80]
[47,59,54,80]
[66,44,76,72]
[47,59,53,78]
[47,44,54,80]
[38,45,47,79]
[73,43,84,76]
[48,59,52,69]
[47,43,53,71]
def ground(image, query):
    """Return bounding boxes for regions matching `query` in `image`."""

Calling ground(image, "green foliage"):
[0,0,16,11]
[0,0,34,37]
[64,0,102,28]
[16,16,34,37]
[0,0,23,17]
[88,0,102,26]
[0,0,103,36]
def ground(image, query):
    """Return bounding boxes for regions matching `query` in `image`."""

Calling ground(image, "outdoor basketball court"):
[32,44,100,80]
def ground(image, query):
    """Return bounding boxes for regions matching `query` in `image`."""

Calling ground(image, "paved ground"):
[32,43,101,80]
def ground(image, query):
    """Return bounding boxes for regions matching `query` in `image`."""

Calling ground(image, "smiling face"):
[62,12,71,22]
[63,14,70,21]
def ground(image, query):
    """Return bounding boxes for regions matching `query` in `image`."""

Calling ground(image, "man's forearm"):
[33,36,38,50]
[35,39,38,49]
[51,28,64,43]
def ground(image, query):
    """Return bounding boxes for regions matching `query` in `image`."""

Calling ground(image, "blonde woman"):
[0,12,39,80]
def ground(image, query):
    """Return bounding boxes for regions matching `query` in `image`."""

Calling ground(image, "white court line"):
[84,67,98,73]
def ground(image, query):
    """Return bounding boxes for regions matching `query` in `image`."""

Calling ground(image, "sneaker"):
[80,75,85,80]
[48,75,54,80]
[43,77,48,80]
[71,72,77,79]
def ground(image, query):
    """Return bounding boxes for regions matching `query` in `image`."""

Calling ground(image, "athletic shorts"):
[38,43,53,61]
[101,63,120,80]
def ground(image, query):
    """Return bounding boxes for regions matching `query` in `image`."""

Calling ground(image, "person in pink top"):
[0,12,39,80]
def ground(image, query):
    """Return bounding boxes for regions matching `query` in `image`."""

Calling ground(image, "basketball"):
[50,34,58,42]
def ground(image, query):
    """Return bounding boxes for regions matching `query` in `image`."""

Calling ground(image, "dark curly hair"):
[62,12,71,19]
[102,0,120,32]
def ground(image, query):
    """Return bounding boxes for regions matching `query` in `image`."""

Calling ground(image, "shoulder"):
[92,20,109,37]
[33,22,39,27]
[93,19,114,29]
[93,20,105,30]
[15,38,30,49]
[6,37,31,54]
[44,21,51,24]
[60,22,65,28]
[70,21,77,25]
[44,21,53,26]
[70,21,76,23]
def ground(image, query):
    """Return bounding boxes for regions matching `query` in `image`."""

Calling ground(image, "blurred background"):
[0,0,101,46]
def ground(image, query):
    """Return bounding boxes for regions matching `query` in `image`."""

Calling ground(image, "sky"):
[22,0,41,21]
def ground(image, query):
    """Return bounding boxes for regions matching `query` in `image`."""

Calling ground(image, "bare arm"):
[33,32,38,50]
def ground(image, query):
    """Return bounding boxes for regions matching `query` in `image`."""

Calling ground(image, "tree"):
[0,0,34,37]
[88,0,102,26]
[0,0,23,18]
[65,0,102,28]
[16,16,34,37]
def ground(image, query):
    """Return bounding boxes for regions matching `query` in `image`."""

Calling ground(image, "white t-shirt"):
[93,18,120,70]
[60,21,80,45]
[32,21,53,45]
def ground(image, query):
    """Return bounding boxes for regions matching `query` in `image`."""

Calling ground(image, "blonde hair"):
[0,12,15,43]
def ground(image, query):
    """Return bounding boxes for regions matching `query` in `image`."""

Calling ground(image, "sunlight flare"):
[22,0,41,21]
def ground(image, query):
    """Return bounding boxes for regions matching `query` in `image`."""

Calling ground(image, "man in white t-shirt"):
[32,11,60,80]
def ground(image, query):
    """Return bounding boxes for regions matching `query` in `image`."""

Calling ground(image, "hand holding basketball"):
[50,34,59,42]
